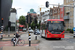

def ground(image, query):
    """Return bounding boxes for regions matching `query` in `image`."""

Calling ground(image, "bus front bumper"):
[47,34,64,38]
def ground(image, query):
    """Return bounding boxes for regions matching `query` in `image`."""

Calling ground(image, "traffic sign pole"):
[73,0,75,38]
[26,14,32,46]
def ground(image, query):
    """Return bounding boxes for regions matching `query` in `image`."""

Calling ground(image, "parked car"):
[23,28,27,32]
[28,29,34,33]
[34,29,40,35]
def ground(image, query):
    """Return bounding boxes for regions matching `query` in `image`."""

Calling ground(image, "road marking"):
[65,37,70,39]
[70,41,72,42]
[25,45,29,46]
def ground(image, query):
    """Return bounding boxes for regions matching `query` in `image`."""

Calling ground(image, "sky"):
[12,0,63,19]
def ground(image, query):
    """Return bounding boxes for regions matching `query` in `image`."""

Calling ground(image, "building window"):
[72,11,74,16]
[70,11,72,16]
[69,0,70,2]
[70,20,72,23]
[61,14,63,18]
[66,0,68,3]
[66,7,68,11]
[61,8,63,11]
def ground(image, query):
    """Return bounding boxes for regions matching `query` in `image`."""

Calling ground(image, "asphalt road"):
[38,35,75,50]
[21,32,40,40]
[21,32,75,50]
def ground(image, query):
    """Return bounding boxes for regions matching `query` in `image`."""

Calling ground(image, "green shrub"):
[66,28,71,31]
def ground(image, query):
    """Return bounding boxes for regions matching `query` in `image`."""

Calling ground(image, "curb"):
[2,39,11,41]
[2,46,36,50]
[3,32,25,38]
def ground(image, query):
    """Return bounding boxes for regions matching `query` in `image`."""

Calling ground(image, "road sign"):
[73,27,75,31]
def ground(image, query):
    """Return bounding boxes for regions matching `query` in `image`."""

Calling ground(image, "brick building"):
[50,6,60,19]
[64,0,74,29]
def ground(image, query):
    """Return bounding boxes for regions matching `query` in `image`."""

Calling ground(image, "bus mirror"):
[62,21,65,27]
[45,25,47,29]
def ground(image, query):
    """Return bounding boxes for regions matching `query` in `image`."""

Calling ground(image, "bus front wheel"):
[41,35,43,38]
[58,38,61,40]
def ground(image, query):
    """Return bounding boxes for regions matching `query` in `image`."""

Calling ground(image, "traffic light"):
[8,21,11,27]
[1,18,3,26]
[26,15,28,23]
[40,8,41,11]
[46,1,49,8]
[26,14,32,24]
[34,17,37,26]
[1,18,3,23]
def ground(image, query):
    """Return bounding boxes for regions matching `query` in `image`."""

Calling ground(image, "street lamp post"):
[15,8,21,32]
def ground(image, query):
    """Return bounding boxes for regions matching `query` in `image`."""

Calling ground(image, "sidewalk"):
[2,46,36,50]
[65,33,73,36]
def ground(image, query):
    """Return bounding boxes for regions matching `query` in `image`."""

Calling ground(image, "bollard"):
[35,35,37,40]
[13,34,16,46]
[29,32,31,46]
[8,34,10,37]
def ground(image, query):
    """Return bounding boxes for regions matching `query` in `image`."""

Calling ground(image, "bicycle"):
[11,37,25,46]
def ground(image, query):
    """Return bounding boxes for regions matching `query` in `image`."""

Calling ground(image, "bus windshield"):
[48,23,64,32]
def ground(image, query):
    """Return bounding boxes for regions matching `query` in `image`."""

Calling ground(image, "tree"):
[31,21,35,30]
[19,15,26,25]
[31,21,40,30]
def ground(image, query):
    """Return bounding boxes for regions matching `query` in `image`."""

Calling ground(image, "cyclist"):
[15,31,20,38]
[15,31,20,45]
[11,31,20,46]
[11,31,25,46]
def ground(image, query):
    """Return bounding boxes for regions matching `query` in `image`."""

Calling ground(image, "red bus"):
[41,19,65,40]
[19,25,25,31]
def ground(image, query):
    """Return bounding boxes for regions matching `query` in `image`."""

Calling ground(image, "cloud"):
[12,0,63,19]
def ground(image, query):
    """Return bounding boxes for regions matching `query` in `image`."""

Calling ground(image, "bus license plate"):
[54,35,58,37]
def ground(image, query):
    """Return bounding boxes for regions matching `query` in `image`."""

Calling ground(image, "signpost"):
[26,14,32,46]
[73,0,75,37]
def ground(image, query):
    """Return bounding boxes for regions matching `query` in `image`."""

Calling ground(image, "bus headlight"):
[48,33,50,34]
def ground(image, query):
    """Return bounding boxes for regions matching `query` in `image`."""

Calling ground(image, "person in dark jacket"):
[15,32,20,38]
